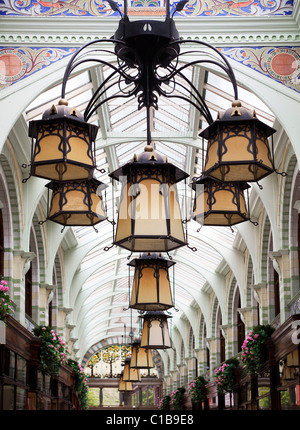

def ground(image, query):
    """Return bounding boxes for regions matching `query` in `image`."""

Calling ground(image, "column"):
[206,337,218,378]
[39,283,57,326]
[251,283,268,325]
[139,387,143,407]
[237,308,255,335]
[195,348,207,376]
[12,250,36,325]
[99,387,103,406]
[220,325,233,359]
[57,306,72,338]
[269,249,291,324]
[178,364,188,386]
[170,370,179,392]
[186,357,196,381]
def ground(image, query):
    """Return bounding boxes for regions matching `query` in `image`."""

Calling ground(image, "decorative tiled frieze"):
[0,44,299,92]
[0,0,295,17]
[288,291,300,315]
[0,46,77,89]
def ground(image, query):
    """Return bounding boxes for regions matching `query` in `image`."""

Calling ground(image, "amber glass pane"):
[134,267,157,304]
[256,138,273,168]
[131,266,172,310]
[204,138,219,172]
[148,320,163,346]
[68,135,93,166]
[222,135,253,162]
[49,192,61,216]
[169,184,185,243]
[133,178,168,237]
[162,320,171,348]
[131,346,154,368]
[63,189,87,211]
[91,191,106,219]
[115,182,132,243]
[158,269,173,305]
[34,161,91,181]
[35,134,62,161]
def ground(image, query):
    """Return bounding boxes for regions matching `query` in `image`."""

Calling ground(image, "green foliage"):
[33,326,69,377]
[240,325,275,374]
[170,387,186,410]
[67,358,89,410]
[214,358,240,394]
[0,279,14,322]
[158,395,171,410]
[188,375,208,402]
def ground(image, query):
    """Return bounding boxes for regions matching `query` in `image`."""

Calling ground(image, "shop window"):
[204,325,210,370]
[25,264,32,318]
[220,328,225,363]
[237,297,245,352]
[1,348,28,410]
[48,300,53,327]
[274,269,280,317]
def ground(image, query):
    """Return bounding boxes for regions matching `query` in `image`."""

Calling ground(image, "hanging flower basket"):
[170,387,186,410]
[67,358,89,410]
[0,279,14,322]
[33,326,70,377]
[158,395,171,410]
[240,324,275,374]
[188,375,208,403]
[214,358,240,394]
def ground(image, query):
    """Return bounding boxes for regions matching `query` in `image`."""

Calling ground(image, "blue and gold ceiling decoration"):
[0,0,295,17]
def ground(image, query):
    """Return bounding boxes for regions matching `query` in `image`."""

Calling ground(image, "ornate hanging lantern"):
[25,99,98,182]
[128,252,175,311]
[130,338,154,369]
[140,311,171,349]
[191,175,250,227]
[109,144,188,253]
[122,357,141,382]
[201,101,276,183]
[118,371,133,392]
[42,177,107,231]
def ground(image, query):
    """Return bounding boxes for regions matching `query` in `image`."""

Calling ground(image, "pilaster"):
[39,283,56,326]
[12,250,36,325]
[251,283,268,324]
[269,249,291,323]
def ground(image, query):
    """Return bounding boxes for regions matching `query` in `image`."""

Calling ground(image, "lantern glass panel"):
[115,176,185,252]
[123,361,141,382]
[30,117,96,182]
[130,265,173,311]
[140,318,171,349]
[202,108,275,183]
[193,179,249,226]
[130,344,154,369]
[47,180,106,227]
[119,375,133,391]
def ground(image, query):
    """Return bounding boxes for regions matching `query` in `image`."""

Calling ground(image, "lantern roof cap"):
[109,144,189,183]
[199,100,276,139]
[128,252,175,268]
[41,99,86,122]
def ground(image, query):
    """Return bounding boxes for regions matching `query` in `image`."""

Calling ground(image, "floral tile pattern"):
[0,0,295,17]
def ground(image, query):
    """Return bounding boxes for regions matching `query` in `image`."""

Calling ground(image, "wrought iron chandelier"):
[22,0,285,365]
[24,0,282,235]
